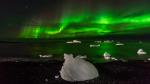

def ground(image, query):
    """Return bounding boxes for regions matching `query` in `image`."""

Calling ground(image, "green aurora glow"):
[19,1,150,38]
[20,12,150,38]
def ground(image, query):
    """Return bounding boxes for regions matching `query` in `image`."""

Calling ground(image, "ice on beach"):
[111,57,118,61]
[45,78,49,82]
[55,75,59,79]
[39,54,53,58]
[60,53,99,82]
[137,49,147,55]
[147,58,150,61]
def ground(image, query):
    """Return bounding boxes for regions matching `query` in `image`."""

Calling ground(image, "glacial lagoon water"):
[0,40,150,63]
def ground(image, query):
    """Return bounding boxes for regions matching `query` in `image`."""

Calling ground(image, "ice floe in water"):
[39,54,53,58]
[89,44,100,48]
[103,52,111,60]
[103,40,113,43]
[137,49,147,55]
[66,40,81,44]
[60,53,99,82]
[115,42,124,46]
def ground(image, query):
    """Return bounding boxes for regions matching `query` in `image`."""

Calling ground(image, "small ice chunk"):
[116,42,124,46]
[66,40,81,44]
[55,75,59,79]
[89,44,100,48]
[147,58,150,61]
[45,78,49,82]
[103,52,111,60]
[72,40,81,43]
[111,57,118,61]
[66,41,73,44]
[103,40,112,43]
[137,49,147,55]
[39,54,53,58]
[60,53,99,82]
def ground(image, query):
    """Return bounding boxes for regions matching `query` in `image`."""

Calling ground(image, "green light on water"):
[98,43,116,55]
[34,27,41,38]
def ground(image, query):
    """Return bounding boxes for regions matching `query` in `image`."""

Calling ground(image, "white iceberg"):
[72,40,81,43]
[89,44,100,48]
[39,54,53,58]
[116,42,124,46]
[66,40,81,44]
[111,57,118,61]
[147,58,150,61]
[60,53,99,82]
[137,49,147,55]
[55,75,59,79]
[66,41,73,44]
[103,52,111,60]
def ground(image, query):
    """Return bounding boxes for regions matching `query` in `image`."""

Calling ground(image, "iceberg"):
[60,53,99,82]
[89,44,100,48]
[137,49,147,55]
[66,40,81,44]
[39,54,53,58]
[103,52,111,60]
[116,42,124,46]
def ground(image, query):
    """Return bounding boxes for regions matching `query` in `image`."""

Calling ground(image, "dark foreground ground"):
[0,60,150,84]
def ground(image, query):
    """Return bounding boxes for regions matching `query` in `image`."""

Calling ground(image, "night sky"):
[1,0,150,39]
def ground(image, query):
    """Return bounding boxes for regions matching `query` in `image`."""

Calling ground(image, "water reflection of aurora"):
[22,40,150,63]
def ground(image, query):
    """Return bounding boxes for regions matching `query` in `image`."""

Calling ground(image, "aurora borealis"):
[20,13,150,38]
[1,0,150,39]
